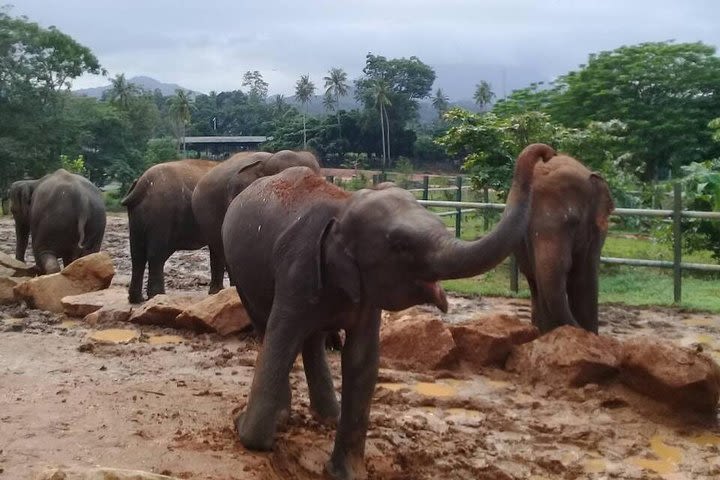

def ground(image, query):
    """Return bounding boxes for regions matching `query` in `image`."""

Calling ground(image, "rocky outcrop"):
[450,313,538,369]
[0,276,31,304]
[380,308,456,371]
[175,287,251,335]
[0,251,35,276]
[13,253,114,312]
[506,326,621,386]
[62,288,131,318]
[620,336,720,414]
[128,294,202,328]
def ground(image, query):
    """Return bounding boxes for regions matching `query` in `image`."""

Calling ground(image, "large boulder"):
[506,326,621,386]
[128,294,202,329]
[0,276,31,304]
[380,308,456,371]
[450,313,539,369]
[620,336,720,414]
[0,251,35,276]
[62,288,131,318]
[34,467,179,479]
[13,253,114,313]
[175,287,251,335]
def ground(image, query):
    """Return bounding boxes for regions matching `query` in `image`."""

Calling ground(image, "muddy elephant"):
[221,143,554,480]
[122,159,218,303]
[515,154,614,334]
[9,170,106,273]
[192,150,321,294]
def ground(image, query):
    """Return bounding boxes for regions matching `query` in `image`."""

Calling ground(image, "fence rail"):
[412,176,720,304]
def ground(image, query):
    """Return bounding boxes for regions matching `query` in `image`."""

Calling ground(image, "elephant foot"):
[208,285,222,295]
[128,291,144,304]
[325,453,366,480]
[234,410,282,451]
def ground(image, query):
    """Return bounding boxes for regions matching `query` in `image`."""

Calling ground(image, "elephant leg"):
[14,222,29,263]
[128,235,147,304]
[302,331,340,423]
[568,255,600,334]
[147,253,169,299]
[235,304,305,451]
[526,276,544,330]
[532,234,579,333]
[326,306,381,480]
[37,251,61,274]
[208,244,225,295]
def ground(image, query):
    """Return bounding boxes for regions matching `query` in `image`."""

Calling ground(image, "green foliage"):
[143,138,179,167]
[677,160,720,260]
[242,70,269,100]
[473,80,495,110]
[59,154,85,174]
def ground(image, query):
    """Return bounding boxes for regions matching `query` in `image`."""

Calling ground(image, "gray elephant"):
[9,169,106,273]
[122,159,218,303]
[221,143,554,480]
[192,150,320,294]
[515,154,614,334]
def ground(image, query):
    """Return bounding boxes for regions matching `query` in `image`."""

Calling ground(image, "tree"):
[294,74,315,149]
[549,41,720,180]
[473,80,495,110]
[431,88,449,119]
[168,89,193,155]
[107,73,139,110]
[323,67,349,137]
[242,70,269,99]
[371,79,392,170]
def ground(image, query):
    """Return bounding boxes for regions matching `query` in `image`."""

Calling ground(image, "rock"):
[61,288,131,318]
[128,294,202,328]
[34,467,179,479]
[0,276,31,304]
[13,252,114,313]
[175,287,251,335]
[0,265,15,277]
[83,305,134,326]
[450,313,539,369]
[619,336,720,414]
[380,307,456,371]
[0,251,36,276]
[506,326,621,386]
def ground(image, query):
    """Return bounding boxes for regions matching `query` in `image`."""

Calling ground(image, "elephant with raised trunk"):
[221,143,554,480]
[122,159,218,303]
[192,150,320,294]
[515,153,614,334]
[9,169,106,273]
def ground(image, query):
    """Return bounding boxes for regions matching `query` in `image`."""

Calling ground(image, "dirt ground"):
[1,214,720,480]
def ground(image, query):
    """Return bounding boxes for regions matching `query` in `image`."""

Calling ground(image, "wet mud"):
[1,214,720,479]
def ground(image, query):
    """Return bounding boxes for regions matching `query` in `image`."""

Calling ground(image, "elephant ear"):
[317,218,362,304]
[590,173,614,233]
[227,159,264,201]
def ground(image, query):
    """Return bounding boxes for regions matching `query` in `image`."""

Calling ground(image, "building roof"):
[184,136,268,144]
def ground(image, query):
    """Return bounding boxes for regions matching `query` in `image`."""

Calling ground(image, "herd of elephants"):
[5,143,613,479]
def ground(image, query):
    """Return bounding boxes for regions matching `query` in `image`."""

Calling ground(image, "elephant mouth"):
[418,280,448,313]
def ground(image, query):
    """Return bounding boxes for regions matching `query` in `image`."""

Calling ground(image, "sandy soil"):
[1,214,720,480]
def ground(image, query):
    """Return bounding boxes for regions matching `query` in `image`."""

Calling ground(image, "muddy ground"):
[1,214,720,480]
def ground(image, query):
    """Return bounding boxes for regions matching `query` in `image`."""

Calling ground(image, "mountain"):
[73,76,200,98]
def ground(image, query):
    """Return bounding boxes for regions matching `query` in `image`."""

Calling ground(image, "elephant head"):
[320,143,555,312]
[8,179,41,262]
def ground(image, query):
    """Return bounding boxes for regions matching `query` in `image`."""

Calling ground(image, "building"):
[183,136,270,158]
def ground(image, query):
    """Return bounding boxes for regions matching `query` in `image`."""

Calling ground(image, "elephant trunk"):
[431,143,554,279]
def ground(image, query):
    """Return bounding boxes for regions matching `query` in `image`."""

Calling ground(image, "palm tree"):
[272,94,290,117]
[108,73,139,109]
[371,79,392,171]
[323,67,349,138]
[294,74,315,148]
[432,88,450,119]
[474,80,495,111]
[168,89,193,156]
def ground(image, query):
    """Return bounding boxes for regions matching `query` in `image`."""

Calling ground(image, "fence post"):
[372,174,379,186]
[422,176,429,201]
[455,176,462,238]
[483,187,490,232]
[509,256,519,293]
[673,182,682,304]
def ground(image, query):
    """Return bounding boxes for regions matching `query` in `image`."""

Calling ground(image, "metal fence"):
[405,175,720,304]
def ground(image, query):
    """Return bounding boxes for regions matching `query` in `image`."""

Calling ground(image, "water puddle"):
[583,458,606,474]
[87,329,139,344]
[60,320,80,328]
[628,435,683,475]
[688,433,720,446]
[377,381,458,397]
[682,316,716,327]
[146,334,184,345]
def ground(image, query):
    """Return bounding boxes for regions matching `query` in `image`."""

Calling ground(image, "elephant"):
[9,170,106,273]
[514,154,614,334]
[191,150,321,294]
[122,159,218,303]
[221,143,554,480]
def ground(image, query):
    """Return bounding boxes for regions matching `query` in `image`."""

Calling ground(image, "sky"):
[13,0,720,99]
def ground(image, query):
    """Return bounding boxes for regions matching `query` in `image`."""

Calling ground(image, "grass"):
[436,209,720,313]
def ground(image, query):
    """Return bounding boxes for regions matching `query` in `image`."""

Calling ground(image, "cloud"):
[12,0,720,98]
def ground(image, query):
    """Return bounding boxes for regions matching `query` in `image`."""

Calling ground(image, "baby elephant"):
[8,169,106,273]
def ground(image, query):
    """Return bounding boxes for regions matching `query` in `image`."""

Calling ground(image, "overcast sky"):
[13,0,720,99]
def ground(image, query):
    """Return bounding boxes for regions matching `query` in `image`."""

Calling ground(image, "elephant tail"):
[120,178,141,207]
